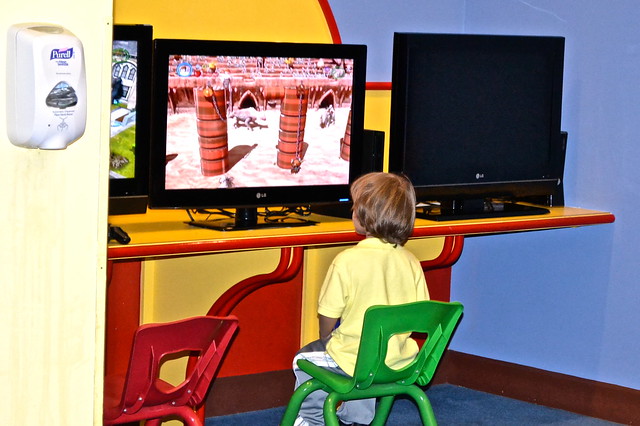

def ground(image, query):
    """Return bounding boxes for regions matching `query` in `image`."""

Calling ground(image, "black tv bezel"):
[389,32,566,217]
[108,24,153,215]
[148,38,368,212]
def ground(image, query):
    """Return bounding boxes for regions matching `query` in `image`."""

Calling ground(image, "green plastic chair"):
[280,300,463,426]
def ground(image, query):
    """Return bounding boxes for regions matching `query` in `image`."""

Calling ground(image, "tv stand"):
[186,207,318,231]
[417,199,550,222]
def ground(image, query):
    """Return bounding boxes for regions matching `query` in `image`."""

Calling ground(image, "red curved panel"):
[317,0,342,44]
[421,235,465,271]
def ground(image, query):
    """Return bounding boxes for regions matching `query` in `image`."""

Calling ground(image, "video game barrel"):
[340,109,352,161]
[194,87,230,176]
[277,86,309,170]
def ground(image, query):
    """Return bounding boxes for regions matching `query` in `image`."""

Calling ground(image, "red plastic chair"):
[103,315,239,425]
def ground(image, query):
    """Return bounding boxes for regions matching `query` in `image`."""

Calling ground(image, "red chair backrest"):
[119,315,238,413]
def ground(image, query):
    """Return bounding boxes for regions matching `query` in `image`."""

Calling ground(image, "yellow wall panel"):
[363,89,392,170]
[302,245,350,344]
[114,0,334,43]
[300,237,446,345]
[141,249,282,323]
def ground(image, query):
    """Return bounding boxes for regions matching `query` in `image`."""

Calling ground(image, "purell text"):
[50,48,74,60]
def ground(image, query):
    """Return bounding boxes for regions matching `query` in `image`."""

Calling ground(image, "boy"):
[293,172,429,426]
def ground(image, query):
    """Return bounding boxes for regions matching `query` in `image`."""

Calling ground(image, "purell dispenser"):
[6,24,87,149]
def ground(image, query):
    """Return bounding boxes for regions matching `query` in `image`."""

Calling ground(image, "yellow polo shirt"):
[318,237,429,376]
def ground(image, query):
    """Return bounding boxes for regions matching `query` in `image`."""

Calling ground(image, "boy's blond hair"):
[350,172,416,246]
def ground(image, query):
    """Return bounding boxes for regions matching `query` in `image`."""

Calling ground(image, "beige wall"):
[1,1,112,424]
[0,2,392,424]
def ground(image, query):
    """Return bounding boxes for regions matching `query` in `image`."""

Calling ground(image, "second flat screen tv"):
[389,32,566,221]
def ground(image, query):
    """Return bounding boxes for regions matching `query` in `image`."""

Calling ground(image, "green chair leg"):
[371,395,395,426]
[406,385,437,426]
[280,379,325,426]
[323,393,342,426]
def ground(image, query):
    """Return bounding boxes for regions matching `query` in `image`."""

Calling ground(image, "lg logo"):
[475,173,485,180]
[255,192,267,199]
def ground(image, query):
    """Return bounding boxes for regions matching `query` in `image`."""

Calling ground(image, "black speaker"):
[524,130,567,207]
[311,129,385,218]
[552,130,568,206]
[361,129,385,174]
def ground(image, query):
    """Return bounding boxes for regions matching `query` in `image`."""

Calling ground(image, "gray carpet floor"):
[206,384,621,425]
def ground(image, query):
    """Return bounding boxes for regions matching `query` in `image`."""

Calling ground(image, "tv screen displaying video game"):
[149,39,368,218]
[109,24,152,215]
[163,53,355,190]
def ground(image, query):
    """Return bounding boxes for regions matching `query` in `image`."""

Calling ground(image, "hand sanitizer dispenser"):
[6,23,87,149]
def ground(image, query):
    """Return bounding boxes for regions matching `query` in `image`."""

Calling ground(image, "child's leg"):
[292,339,375,425]
[336,398,376,425]
[293,339,343,426]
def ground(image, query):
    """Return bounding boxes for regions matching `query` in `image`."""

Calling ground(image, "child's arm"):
[319,314,339,340]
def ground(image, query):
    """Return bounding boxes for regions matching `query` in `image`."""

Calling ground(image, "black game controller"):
[108,225,131,245]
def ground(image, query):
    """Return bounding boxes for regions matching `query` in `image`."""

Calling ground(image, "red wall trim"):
[207,247,304,316]
[317,0,342,44]
[366,81,392,91]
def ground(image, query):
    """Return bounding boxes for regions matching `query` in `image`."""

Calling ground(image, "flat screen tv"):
[108,24,153,215]
[389,32,566,221]
[149,38,367,230]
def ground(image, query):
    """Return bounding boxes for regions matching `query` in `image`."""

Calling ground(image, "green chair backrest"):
[352,300,463,389]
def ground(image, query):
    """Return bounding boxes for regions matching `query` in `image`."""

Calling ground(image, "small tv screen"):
[108,24,152,215]
[149,39,367,228]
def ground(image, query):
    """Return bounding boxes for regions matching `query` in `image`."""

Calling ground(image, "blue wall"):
[329,0,638,390]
